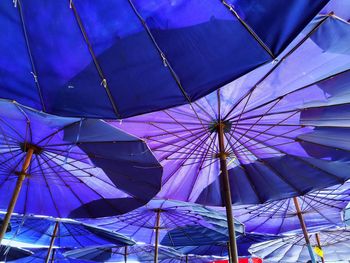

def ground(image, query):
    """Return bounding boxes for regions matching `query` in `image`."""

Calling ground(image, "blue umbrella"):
[110,10,350,262]
[81,199,244,263]
[175,233,280,258]
[0,100,162,244]
[1,214,135,262]
[234,182,350,235]
[13,248,88,263]
[249,228,350,263]
[0,0,328,119]
[64,244,181,262]
[0,245,32,262]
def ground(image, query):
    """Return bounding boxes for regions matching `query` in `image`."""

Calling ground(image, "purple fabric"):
[110,14,350,205]
[0,100,162,218]
[233,182,350,235]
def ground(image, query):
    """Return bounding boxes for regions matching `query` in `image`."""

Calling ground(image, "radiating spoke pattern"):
[249,228,350,262]
[0,100,162,218]
[233,182,350,235]
[111,14,350,205]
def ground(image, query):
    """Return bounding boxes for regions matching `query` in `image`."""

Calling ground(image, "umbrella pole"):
[227,241,232,263]
[154,209,161,263]
[185,255,188,263]
[0,148,34,243]
[45,221,59,263]
[292,197,316,263]
[124,246,128,263]
[315,233,325,263]
[217,122,239,263]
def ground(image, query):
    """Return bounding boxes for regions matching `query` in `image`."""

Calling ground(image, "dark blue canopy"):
[0,0,328,118]
[0,245,32,261]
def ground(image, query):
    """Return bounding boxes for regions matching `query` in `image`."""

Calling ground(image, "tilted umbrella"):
[0,245,32,262]
[249,228,350,262]
[175,233,280,258]
[0,100,162,244]
[81,199,243,263]
[13,248,87,263]
[1,214,135,263]
[0,0,328,119]
[234,182,350,235]
[111,12,350,263]
[64,244,181,262]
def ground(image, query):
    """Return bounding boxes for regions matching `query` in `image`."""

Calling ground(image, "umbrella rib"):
[233,128,346,185]
[276,199,292,235]
[222,14,331,121]
[220,0,275,59]
[228,67,350,123]
[34,155,62,217]
[302,197,340,226]
[69,2,120,118]
[16,0,46,111]
[126,0,192,104]
[40,153,126,216]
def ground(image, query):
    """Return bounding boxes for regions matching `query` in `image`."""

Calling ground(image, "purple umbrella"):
[0,99,162,244]
[110,12,350,263]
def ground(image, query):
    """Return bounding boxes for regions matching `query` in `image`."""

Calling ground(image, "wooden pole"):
[185,255,188,263]
[227,241,232,263]
[45,221,59,263]
[0,148,34,243]
[50,249,56,263]
[124,246,128,263]
[293,197,316,263]
[315,233,325,263]
[154,209,161,263]
[217,122,239,263]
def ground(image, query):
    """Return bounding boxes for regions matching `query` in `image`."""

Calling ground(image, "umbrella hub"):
[19,143,43,155]
[208,120,232,134]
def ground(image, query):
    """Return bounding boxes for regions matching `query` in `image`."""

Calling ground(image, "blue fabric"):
[2,215,134,248]
[0,246,32,261]
[14,249,87,263]
[0,100,162,218]
[0,0,327,118]
[176,233,279,257]
[197,155,350,205]
[64,244,181,262]
[160,225,231,247]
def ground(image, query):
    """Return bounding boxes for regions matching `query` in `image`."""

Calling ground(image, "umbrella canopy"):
[0,0,328,119]
[175,233,280,257]
[13,248,88,263]
[343,202,350,226]
[64,244,181,262]
[234,182,350,235]
[0,99,162,220]
[111,12,350,206]
[249,228,350,262]
[81,199,244,245]
[1,214,135,249]
[0,245,32,262]
[161,255,220,263]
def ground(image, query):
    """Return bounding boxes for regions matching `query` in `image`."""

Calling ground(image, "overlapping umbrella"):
[0,100,162,244]
[1,214,135,262]
[0,0,328,118]
[64,244,181,262]
[111,12,350,262]
[12,248,85,263]
[249,228,350,262]
[235,182,350,235]
[81,199,244,263]
[0,245,32,262]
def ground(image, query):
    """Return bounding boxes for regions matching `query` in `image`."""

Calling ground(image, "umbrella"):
[249,228,350,262]
[0,0,328,119]
[0,99,162,244]
[161,255,220,263]
[175,233,280,258]
[235,182,350,235]
[81,199,244,263]
[111,12,350,262]
[0,245,32,262]
[1,214,135,263]
[13,248,88,263]
[64,244,181,262]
